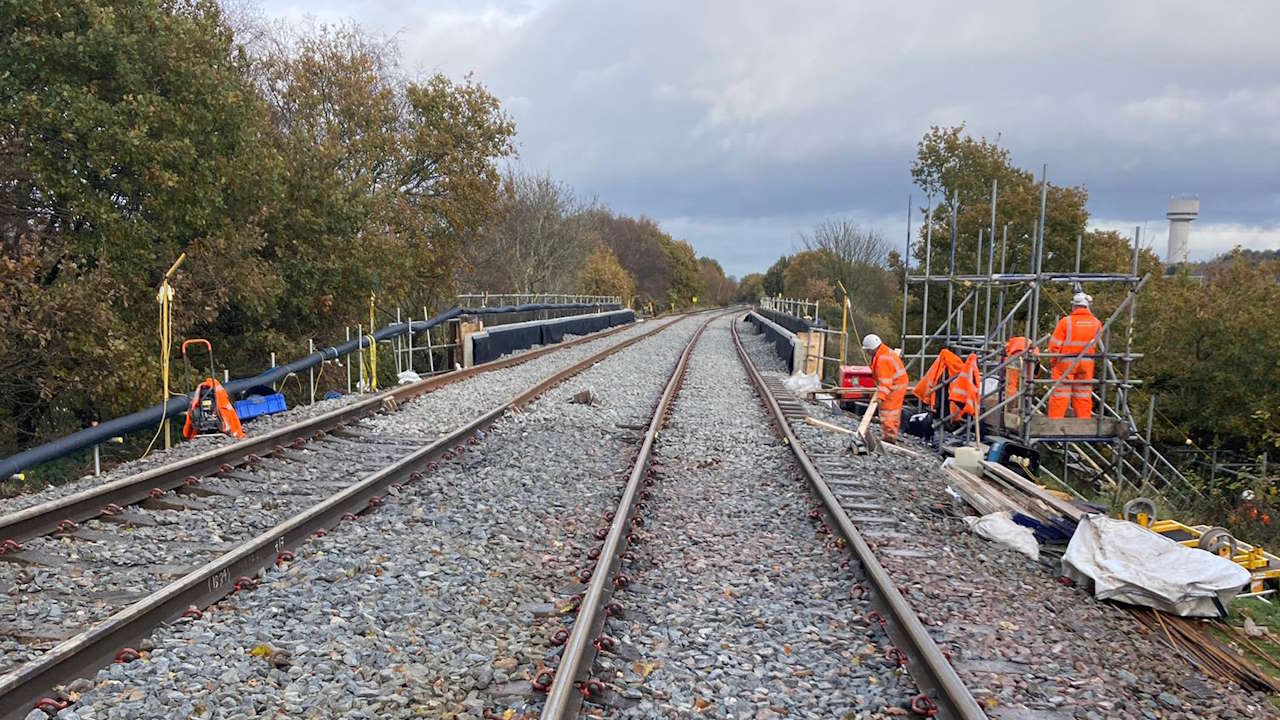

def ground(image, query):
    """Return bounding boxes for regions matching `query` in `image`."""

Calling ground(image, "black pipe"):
[0,303,620,480]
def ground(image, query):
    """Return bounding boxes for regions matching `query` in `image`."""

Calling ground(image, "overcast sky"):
[260,0,1280,277]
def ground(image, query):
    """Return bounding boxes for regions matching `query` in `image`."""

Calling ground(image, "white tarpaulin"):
[1062,514,1250,617]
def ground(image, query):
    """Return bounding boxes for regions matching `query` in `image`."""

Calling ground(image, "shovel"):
[848,398,881,454]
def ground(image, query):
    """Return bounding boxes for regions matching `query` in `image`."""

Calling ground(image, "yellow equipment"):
[1123,498,1280,595]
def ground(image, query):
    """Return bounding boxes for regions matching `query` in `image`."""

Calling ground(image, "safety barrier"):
[744,311,802,374]
[467,310,636,365]
[0,302,620,481]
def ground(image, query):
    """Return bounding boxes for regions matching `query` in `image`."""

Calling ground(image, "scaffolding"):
[759,295,821,322]
[899,176,1203,509]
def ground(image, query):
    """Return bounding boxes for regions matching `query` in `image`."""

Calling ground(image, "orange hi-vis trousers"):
[879,407,901,442]
[1003,336,1035,398]
[1048,359,1094,419]
[871,344,908,442]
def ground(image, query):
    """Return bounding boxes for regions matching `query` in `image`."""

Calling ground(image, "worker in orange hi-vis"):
[1003,335,1039,399]
[862,334,909,443]
[1047,292,1102,419]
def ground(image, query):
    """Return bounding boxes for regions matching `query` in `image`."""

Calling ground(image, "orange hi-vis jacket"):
[1047,306,1102,419]
[1048,307,1102,359]
[1003,335,1039,397]
[912,349,982,420]
[870,344,909,410]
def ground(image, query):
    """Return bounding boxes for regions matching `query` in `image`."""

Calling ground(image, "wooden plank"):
[803,416,922,457]
[943,465,1028,517]
[981,460,1084,522]
[1004,413,1125,438]
[217,469,261,483]
[65,528,121,543]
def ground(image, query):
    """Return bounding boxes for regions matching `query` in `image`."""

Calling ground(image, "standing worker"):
[1047,292,1102,419]
[1003,335,1038,401]
[862,334,909,443]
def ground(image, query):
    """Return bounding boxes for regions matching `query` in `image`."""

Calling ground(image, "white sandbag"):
[783,372,821,395]
[1062,514,1250,617]
[397,370,422,385]
[964,511,1039,560]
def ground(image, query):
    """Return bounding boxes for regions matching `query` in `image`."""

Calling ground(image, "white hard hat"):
[861,334,883,352]
[1071,292,1092,308]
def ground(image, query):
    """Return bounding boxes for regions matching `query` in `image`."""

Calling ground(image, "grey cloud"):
[261,0,1280,271]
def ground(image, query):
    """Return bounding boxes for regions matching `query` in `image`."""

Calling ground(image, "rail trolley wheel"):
[1122,497,1157,526]
[1198,526,1239,559]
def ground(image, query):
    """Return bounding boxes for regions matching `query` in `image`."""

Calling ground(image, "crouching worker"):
[862,334,909,443]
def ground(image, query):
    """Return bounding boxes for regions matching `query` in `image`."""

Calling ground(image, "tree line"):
[458,170,737,309]
[0,0,735,466]
[748,219,901,362]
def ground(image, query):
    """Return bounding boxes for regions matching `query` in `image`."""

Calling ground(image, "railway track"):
[34,308,714,719]
[534,314,981,718]
[3,309,987,719]
[0,318,649,543]
[2,308,1261,719]
[534,312,717,717]
[0,314,693,719]
[730,317,986,720]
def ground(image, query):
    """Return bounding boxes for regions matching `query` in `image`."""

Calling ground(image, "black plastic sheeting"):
[745,311,797,374]
[0,302,620,480]
[471,310,635,365]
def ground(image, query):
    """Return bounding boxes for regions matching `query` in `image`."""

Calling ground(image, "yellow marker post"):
[157,253,186,450]
[368,294,378,392]
[836,280,851,366]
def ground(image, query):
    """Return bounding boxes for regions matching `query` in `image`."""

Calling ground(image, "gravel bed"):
[0,395,367,515]
[0,319,680,678]
[606,316,917,718]
[0,425,420,675]
[737,326,1273,719]
[0,322,658,517]
[736,318,788,375]
[60,315,705,720]
[791,426,1275,719]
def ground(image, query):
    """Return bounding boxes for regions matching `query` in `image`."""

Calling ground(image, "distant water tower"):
[1166,197,1199,264]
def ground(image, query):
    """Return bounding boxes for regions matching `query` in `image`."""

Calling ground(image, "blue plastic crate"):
[234,392,287,421]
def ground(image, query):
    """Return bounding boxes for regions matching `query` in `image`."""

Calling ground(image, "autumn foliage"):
[0,1,733,470]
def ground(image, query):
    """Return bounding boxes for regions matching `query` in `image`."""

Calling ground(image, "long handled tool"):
[848,399,880,454]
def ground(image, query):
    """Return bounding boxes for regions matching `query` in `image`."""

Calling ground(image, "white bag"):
[964,511,1039,561]
[783,372,821,395]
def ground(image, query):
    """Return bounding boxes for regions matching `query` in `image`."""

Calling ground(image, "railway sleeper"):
[141,495,209,512]
[174,481,242,499]
[95,510,155,528]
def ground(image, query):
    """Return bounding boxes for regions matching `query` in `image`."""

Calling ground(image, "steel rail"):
[0,316,690,720]
[539,312,722,719]
[730,318,987,720]
[0,319,652,545]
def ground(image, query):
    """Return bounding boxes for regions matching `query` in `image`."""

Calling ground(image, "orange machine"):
[181,339,244,440]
